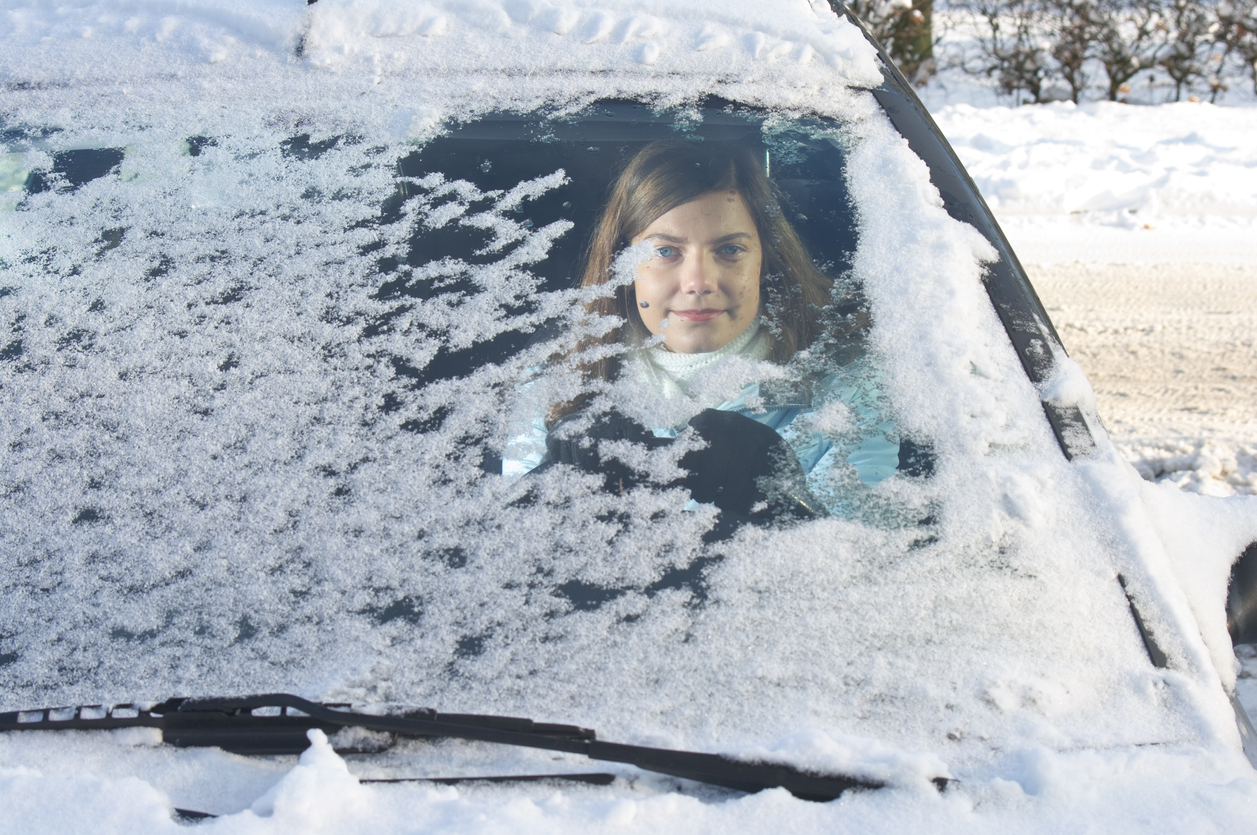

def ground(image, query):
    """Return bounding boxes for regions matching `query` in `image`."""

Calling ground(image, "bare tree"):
[950,0,1097,103]
[955,0,1053,103]
[878,0,1252,103]
[1160,1,1217,100]
[1215,0,1257,95]
[1047,0,1105,103]
[1092,0,1167,100]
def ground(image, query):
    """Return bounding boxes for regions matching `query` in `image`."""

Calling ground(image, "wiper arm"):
[0,693,879,802]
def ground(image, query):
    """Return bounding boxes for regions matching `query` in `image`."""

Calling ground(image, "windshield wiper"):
[0,692,879,802]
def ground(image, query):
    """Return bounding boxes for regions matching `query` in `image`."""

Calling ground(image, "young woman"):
[505,140,898,519]
[563,139,831,404]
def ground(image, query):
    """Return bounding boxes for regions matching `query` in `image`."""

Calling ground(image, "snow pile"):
[930,100,1257,264]
[935,101,1257,218]
[245,730,371,827]
[1122,441,1257,497]
[1036,353,1098,415]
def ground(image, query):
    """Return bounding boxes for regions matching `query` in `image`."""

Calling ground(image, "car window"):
[0,97,1186,762]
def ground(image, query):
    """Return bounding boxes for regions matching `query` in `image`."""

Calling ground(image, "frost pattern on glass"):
[0,100,1205,772]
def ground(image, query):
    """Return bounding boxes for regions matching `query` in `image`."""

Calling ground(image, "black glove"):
[679,409,818,521]
[538,409,669,494]
[535,407,821,526]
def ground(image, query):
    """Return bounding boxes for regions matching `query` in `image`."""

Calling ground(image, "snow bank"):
[1123,441,1257,497]
[930,101,1257,264]
[940,101,1257,219]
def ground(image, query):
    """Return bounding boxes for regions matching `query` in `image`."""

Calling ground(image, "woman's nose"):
[680,254,716,294]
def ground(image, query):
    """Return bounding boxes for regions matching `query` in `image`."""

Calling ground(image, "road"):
[1027,261,1257,495]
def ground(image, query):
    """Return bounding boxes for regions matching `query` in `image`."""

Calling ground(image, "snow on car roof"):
[300,0,881,87]
[1,1,881,112]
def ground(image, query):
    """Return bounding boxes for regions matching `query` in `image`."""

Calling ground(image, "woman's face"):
[631,190,762,354]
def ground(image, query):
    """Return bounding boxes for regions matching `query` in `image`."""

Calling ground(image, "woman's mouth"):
[670,309,723,323]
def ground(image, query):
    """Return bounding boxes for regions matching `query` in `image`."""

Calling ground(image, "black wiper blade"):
[0,694,593,756]
[0,693,880,801]
[362,772,617,786]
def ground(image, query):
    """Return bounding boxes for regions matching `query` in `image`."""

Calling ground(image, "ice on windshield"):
[0,91,1220,780]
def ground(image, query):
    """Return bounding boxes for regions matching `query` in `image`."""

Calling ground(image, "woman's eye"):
[717,244,745,257]
[654,246,676,258]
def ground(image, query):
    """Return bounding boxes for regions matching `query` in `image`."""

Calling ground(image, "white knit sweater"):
[634,316,770,400]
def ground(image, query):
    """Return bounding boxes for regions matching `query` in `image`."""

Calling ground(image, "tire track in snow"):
[1028,261,1257,495]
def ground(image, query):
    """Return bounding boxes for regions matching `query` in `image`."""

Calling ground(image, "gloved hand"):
[679,409,817,520]
[537,407,820,524]
[540,409,669,494]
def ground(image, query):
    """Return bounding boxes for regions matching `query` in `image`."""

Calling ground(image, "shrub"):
[941,0,1257,103]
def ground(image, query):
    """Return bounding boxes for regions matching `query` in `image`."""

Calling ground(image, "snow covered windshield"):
[0,91,1189,772]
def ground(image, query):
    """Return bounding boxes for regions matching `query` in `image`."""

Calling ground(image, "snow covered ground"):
[921,98,1257,499]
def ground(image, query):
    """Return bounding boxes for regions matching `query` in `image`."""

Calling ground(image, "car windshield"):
[0,94,1188,772]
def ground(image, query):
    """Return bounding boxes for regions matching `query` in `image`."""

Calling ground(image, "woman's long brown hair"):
[551,140,832,424]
